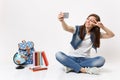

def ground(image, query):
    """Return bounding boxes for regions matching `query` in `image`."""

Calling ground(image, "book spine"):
[37,52,40,66]
[35,52,37,66]
[29,66,47,72]
[40,51,43,66]
[33,52,35,66]
[41,51,49,66]
[29,67,47,72]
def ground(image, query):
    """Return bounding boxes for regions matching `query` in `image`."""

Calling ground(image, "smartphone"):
[63,12,69,18]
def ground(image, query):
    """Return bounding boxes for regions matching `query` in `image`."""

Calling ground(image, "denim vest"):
[70,26,97,52]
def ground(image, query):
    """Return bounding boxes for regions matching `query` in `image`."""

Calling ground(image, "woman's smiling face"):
[85,16,97,28]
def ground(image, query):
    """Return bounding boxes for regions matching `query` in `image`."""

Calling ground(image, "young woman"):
[55,12,115,74]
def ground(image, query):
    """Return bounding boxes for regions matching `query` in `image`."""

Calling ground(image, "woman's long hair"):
[80,14,101,48]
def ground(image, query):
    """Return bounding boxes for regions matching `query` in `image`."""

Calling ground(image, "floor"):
[0,59,120,80]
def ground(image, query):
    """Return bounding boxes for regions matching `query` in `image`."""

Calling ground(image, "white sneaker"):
[85,67,100,75]
[64,66,73,73]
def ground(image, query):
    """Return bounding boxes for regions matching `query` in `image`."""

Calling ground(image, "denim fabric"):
[56,51,105,73]
[70,26,97,52]
[70,26,83,49]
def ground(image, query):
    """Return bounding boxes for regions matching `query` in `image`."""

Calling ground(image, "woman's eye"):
[90,20,95,23]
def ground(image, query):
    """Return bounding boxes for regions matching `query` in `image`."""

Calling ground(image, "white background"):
[0,0,120,80]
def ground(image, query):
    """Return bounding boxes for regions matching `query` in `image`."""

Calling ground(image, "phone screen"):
[63,12,69,18]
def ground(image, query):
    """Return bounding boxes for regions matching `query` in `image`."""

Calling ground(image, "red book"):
[37,52,40,66]
[35,52,38,66]
[41,51,49,66]
[29,66,47,72]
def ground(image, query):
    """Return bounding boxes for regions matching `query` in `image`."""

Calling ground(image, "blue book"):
[40,51,43,66]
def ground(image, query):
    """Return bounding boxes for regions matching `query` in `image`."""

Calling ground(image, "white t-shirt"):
[68,28,93,57]
[68,34,93,57]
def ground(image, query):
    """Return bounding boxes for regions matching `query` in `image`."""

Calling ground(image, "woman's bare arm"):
[58,12,74,33]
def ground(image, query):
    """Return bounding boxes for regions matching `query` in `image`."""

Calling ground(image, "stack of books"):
[29,51,49,72]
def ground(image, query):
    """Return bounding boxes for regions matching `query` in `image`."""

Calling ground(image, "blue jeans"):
[55,51,105,73]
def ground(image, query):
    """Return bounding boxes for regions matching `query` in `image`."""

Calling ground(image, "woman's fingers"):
[58,12,64,21]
